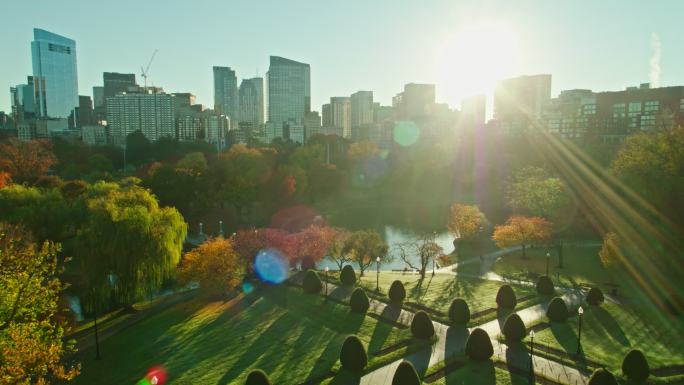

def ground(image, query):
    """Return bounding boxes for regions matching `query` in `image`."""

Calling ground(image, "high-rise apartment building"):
[238,77,264,125]
[213,66,238,123]
[106,88,175,144]
[267,56,310,135]
[330,97,351,138]
[494,74,552,130]
[31,29,79,119]
[351,91,374,128]
[321,103,332,127]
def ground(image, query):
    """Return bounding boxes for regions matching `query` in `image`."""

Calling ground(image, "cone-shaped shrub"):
[502,313,526,341]
[245,369,271,385]
[587,287,605,306]
[622,349,650,382]
[302,269,323,294]
[340,265,357,285]
[410,310,435,339]
[340,335,367,372]
[496,284,517,309]
[546,297,569,322]
[465,328,493,361]
[448,298,470,325]
[350,288,370,313]
[536,275,555,296]
[389,280,406,303]
[391,361,420,385]
[587,368,618,385]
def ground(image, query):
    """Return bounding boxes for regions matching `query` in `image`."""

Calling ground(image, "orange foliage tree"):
[179,236,245,297]
[0,138,57,184]
[492,216,552,257]
[447,203,486,241]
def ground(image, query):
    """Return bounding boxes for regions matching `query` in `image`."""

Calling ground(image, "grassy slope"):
[430,361,528,385]
[531,301,684,372]
[72,285,412,385]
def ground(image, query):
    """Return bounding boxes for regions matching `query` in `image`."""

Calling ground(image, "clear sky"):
[1,0,683,116]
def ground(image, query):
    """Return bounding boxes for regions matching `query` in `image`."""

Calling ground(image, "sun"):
[435,21,522,109]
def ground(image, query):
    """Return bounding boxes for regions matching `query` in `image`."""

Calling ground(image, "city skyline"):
[1,0,683,116]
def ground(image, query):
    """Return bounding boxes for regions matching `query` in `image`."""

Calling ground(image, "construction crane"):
[140,49,158,89]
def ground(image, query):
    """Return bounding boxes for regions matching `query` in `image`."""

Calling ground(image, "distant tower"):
[213,66,239,124]
[267,56,310,134]
[238,77,265,125]
[31,28,79,119]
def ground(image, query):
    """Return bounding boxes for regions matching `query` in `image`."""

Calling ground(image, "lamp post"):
[529,330,535,384]
[376,257,381,292]
[576,306,584,355]
[199,222,203,236]
[218,220,223,237]
[324,267,329,301]
[546,252,550,276]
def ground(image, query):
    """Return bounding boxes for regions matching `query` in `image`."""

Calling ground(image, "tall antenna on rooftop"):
[140,49,158,89]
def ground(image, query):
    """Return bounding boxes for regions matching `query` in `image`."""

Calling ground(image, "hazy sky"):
[1,0,683,116]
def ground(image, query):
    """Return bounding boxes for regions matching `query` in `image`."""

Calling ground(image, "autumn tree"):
[0,172,12,188]
[447,203,486,242]
[395,234,445,278]
[179,236,244,297]
[347,140,380,163]
[506,166,570,218]
[492,216,552,257]
[233,228,267,272]
[0,138,57,184]
[0,225,80,383]
[327,228,352,270]
[292,225,334,269]
[344,230,389,276]
[77,183,186,310]
[598,231,623,268]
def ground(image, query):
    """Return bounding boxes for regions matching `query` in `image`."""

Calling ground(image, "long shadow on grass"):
[368,304,402,354]
[504,341,530,374]
[328,370,361,385]
[496,308,513,336]
[329,285,354,302]
[404,343,433,378]
[303,336,344,384]
[549,321,578,355]
[448,360,496,385]
[592,306,630,346]
[445,325,469,359]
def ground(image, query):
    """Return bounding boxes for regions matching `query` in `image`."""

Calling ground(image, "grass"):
[71,284,417,385]
[428,360,529,385]
[343,272,539,325]
[529,301,684,372]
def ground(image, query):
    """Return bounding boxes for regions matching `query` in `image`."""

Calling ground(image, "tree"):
[622,349,650,382]
[125,130,153,166]
[389,280,406,303]
[233,228,267,272]
[349,288,370,313]
[598,231,622,268]
[0,171,10,188]
[587,368,618,385]
[546,297,569,322]
[506,166,570,218]
[447,203,486,242]
[448,298,470,325]
[586,287,605,306]
[340,335,367,372]
[77,183,187,309]
[179,236,245,297]
[245,369,272,385]
[502,313,526,341]
[302,269,323,294]
[344,230,389,276]
[176,151,208,175]
[0,138,57,184]
[492,216,552,257]
[328,228,352,271]
[0,225,80,383]
[496,284,517,309]
[347,140,380,163]
[536,275,555,296]
[291,225,334,269]
[465,328,494,361]
[340,264,357,285]
[395,233,444,278]
[391,361,420,385]
[410,311,435,339]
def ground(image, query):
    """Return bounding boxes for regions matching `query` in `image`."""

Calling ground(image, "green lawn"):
[348,272,538,324]
[429,360,528,385]
[530,301,684,372]
[72,285,415,385]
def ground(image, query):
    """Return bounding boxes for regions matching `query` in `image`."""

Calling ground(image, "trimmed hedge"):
[546,297,569,322]
[245,369,271,385]
[340,265,357,285]
[389,280,406,303]
[622,349,650,382]
[536,275,555,296]
[496,284,517,309]
[502,313,526,341]
[350,288,370,313]
[448,298,470,325]
[410,311,435,339]
[302,269,323,294]
[391,361,420,385]
[586,287,605,306]
[340,335,367,372]
[587,368,618,385]
[465,328,493,361]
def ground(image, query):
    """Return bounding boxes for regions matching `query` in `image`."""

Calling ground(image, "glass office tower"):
[267,56,310,127]
[31,28,79,119]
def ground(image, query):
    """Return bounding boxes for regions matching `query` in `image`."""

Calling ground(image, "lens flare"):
[393,121,420,146]
[254,248,289,284]
[241,281,254,293]
[137,366,167,385]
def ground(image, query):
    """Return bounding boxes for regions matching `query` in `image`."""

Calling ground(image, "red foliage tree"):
[0,139,57,184]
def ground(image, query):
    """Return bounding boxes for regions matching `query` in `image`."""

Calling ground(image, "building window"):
[582,104,596,115]
[641,115,656,130]
[613,104,626,118]
[628,117,638,128]
[628,102,642,116]
[644,101,659,114]
[680,98,684,111]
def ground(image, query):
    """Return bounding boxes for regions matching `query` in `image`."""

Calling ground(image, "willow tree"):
[77,183,186,310]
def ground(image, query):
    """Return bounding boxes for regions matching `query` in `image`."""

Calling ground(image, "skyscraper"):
[330,97,351,138]
[103,72,136,99]
[238,77,264,125]
[213,66,238,123]
[393,83,436,120]
[494,74,552,121]
[267,56,310,131]
[31,28,78,119]
[351,91,374,128]
[106,88,175,143]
